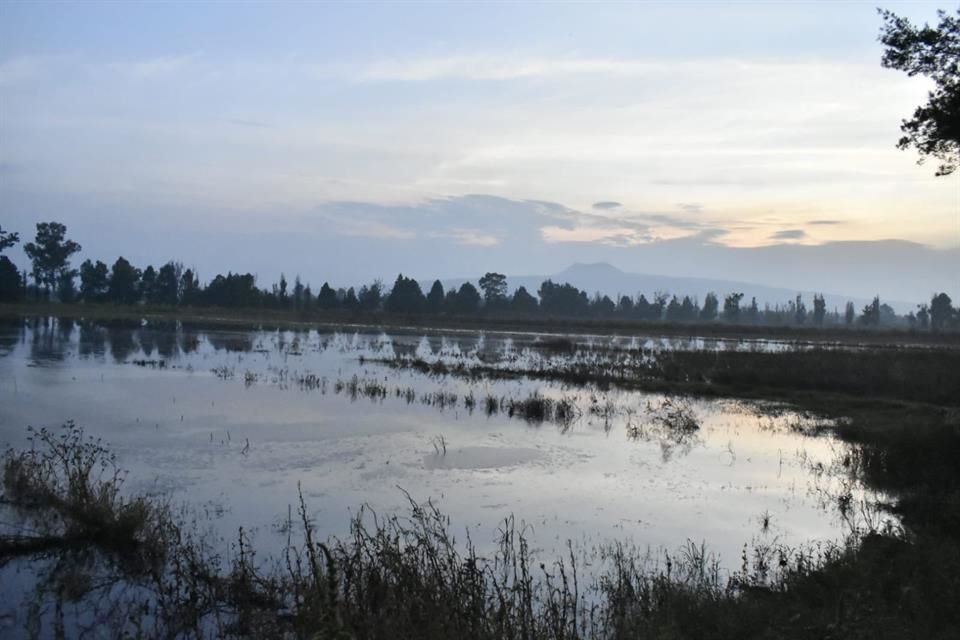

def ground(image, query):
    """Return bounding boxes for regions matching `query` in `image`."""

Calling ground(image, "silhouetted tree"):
[452,282,481,314]
[511,286,538,314]
[538,280,588,316]
[478,272,508,308]
[342,287,359,310]
[276,274,288,308]
[813,293,827,326]
[793,294,807,325]
[317,282,338,310]
[303,284,313,309]
[23,222,82,300]
[180,269,200,306]
[879,8,960,175]
[56,269,78,303]
[845,301,856,326]
[917,303,930,329]
[79,259,109,303]
[386,274,426,314]
[205,273,259,308]
[746,297,760,324]
[617,295,634,316]
[155,262,180,306]
[107,256,140,304]
[723,292,744,323]
[108,257,141,305]
[591,293,615,316]
[358,280,383,312]
[0,256,22,302]
[0,224,19,254]
[930,292,954,331]
[140,265,157,304]
[860,296,881,326]
[426,280,445,313]
[665,295,682,322]
[700,292,718,321]
[293,276,305,312]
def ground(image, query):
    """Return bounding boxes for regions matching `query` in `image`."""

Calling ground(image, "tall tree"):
[293,276,305,312]
[0,225,22,302]
[478,272,508,308]
[385,274,426,314]
[180,269,200,306]
[511,286,538,314]
[22,222,82,299]
[0,257,22,302]
[155,262,181,306]
[700,292,719,321]
[0,224,19,254]
[930,292,954,331]
[879,8,960,175]
[140,265,157,304]
[426,280,445,313]
[723,292,744,323]
[317,282,338,310]
[79,259,110,303]
[108,257,142,305]
[451,282,481,314]
[813,294,827,326]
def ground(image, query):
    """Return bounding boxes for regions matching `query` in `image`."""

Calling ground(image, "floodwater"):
[0,318,888,580]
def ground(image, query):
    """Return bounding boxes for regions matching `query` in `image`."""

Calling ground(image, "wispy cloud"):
[592,201,622,210]
[771,229,807,240]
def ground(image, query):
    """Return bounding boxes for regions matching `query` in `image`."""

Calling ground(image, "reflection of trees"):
[178,328,199,354]
[29,317,72,363]
[0,317,22,357]
[108,326,139,362]
[206,331,253,352]
[155,329,178,359]
[78,321,108,358]
[138,328,157,357]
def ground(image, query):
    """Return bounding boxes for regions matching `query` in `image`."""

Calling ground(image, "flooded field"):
[0,318,887,568]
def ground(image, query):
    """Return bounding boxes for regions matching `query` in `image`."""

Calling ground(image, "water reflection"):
[0,316,892,579]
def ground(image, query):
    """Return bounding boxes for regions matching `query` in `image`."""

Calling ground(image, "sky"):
[0,1,957,302]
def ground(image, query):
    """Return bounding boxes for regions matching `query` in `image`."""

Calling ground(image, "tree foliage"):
[0,224,19,254]
[23,222,82,298]
[879,8,960,175]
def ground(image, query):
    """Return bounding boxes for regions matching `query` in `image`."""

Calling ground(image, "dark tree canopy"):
[426,280,445,313]
[386,274,426,314]
[879,8,960,175]
[930,292,954,331]
[0,256,22,302]
[478,272,508,306]
[700,292,719,321]
[23,222,82,297]
[79,259,110,303]
[317,282,339,310]
[511,286,538,314]
[108,257,142,305]
[0,225,19,254]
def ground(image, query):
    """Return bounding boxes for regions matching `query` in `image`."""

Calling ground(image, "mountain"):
[431,262,919,314]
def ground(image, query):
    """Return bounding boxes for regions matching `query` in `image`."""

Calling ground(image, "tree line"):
[1,222,957,331]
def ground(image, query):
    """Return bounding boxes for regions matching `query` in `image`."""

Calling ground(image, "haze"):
[1,1,957,304]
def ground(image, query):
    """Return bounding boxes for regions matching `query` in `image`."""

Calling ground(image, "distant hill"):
[428,262,917,314]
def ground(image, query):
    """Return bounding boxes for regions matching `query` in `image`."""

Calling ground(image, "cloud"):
[355,56,667,82]
[429,229,499,246]
[807,219,844,225]
[592,201,621,210]
[677,202,704,214]
[770,229,807,240]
